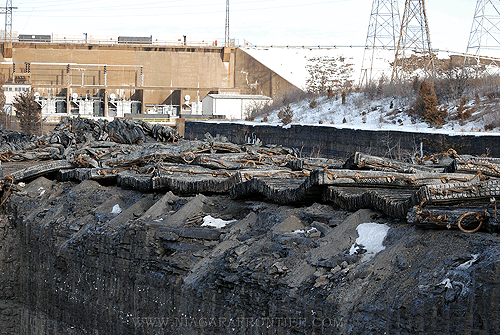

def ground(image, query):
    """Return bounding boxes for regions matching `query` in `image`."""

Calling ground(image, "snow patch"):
[111,204,122,214]
[38,187,46,197]
[349,222,390,262]
[201,215,236,229]
[291,227,319,235]
[457,254,480,269]
[440,278,454,289]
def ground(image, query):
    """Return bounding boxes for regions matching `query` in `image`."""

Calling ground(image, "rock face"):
[2,122,500,334]
[0,176,500,334]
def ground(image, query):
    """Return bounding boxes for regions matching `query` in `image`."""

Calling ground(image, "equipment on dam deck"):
[40,98,68,115]
[40,97,104,118]
[18,34,51,43]
[146,105,178,117]
[201,94,272,120]
[37,93,143,120]
[118,36,152,45]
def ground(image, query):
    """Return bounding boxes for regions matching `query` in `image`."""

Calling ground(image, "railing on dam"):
[3,33,239,48]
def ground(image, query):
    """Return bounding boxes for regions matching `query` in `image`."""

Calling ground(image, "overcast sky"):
[13,0,478,52]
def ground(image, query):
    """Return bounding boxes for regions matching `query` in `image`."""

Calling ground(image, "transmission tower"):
[225,0,230,47]
[392,0,434,80]
[1,0,16,42]
[360,0,400,85]
[466,0,500,65]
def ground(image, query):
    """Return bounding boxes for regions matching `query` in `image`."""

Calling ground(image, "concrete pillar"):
[104,91,108,117]
[66,87,70,114]
[176,118,185,138]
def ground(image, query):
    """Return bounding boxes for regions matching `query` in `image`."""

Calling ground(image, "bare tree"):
[0,83,6,129]
[13,89,41,135]
[306,56,354,94]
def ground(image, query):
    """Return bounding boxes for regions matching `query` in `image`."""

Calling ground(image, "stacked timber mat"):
[1,118,499,233]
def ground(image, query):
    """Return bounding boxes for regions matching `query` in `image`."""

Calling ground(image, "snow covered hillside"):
[241,46,500,136]
[252,93,500,136]
[242,46,461,90]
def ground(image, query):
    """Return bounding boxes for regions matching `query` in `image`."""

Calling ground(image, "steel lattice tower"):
[466,0,500,64]
[225,0,230,47]
[2,0,15,42]
[360,0,400,85]
[392,0,434,80]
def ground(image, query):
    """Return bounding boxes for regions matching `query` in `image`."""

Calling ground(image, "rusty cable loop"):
[415,197,497,233]
[458,212,486,233]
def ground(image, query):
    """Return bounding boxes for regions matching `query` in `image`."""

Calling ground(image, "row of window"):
[3,87,30,92]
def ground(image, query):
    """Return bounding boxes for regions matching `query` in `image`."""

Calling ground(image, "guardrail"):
[4,36,238,48]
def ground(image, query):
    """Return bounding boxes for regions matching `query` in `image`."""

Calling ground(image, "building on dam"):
[0,33,298,123]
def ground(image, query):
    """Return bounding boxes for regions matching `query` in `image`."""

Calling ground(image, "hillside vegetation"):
[250,57,500,134]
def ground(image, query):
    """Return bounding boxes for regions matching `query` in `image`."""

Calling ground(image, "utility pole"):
[392,0,434,80]
[466,0,500,66]
[360,0,401,85]
[225,0,230,47]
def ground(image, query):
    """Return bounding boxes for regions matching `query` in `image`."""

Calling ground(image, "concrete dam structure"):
[0,42,298,117]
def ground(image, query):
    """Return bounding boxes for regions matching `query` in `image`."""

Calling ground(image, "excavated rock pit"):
[1,119,500,334]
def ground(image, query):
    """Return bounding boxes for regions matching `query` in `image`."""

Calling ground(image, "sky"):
[12,0,478,53]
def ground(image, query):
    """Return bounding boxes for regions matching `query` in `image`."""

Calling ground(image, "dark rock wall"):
[0,208,21,334]
[184,122,500,158]
[1,177,500,334]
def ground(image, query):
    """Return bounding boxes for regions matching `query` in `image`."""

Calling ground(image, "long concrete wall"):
[185,121,500,158]
[0,43,299,111]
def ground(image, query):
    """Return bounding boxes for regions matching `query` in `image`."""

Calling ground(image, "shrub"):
[309,98,318,109]
[433,63,471,102]
[327,88,335,99]
[257,89,311,119]
[415,80,447,127]
[278,104,293,125]
[485,124,495,131]
[341,90,347,105]
[457,97,474,121]
[412,76,420,92]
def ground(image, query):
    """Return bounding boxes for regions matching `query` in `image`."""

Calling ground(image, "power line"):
[14,0,347,16]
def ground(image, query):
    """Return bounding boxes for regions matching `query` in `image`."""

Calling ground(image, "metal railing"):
[0,31,240,48]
